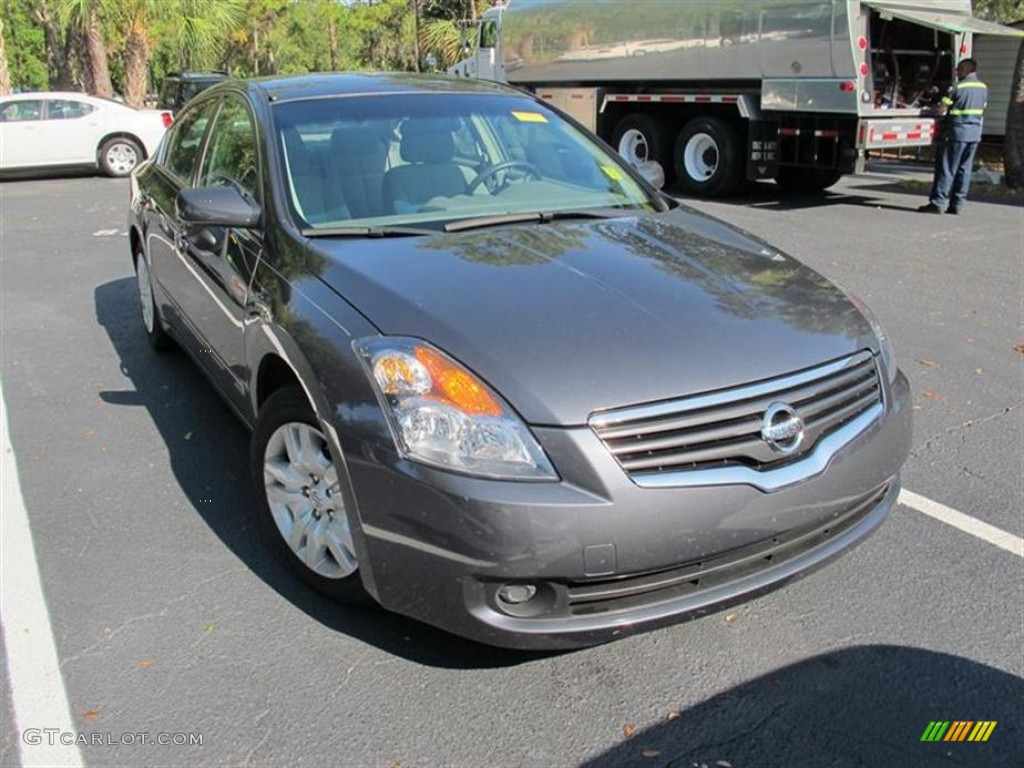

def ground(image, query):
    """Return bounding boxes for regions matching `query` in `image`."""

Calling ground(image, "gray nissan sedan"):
[127,73,911,649]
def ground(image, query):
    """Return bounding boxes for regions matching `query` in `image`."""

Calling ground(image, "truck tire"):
[611,114,674,184]
[775,166,842,194]
[674,116,744,198]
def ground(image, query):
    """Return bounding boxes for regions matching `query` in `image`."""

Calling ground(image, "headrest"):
[399,121,456,164]
[331,124,388,174]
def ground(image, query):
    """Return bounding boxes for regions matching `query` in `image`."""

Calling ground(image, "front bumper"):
[344,370,912,650]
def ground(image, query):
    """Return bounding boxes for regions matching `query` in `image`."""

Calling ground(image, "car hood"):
[311,209,877,426]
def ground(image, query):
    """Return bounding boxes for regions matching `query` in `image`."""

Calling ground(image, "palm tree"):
[60,0,114,96]
[173,0,246,71]
[115,0,164,107]
[420,0,491,70]
[0,17,11,96]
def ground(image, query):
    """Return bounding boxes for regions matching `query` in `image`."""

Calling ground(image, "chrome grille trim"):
[590,351,884,491]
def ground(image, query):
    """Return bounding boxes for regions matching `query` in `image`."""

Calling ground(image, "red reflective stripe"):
[779,127,799,136]
[695,96,712,102]
[662,95,686,102]
[882,132,898,140]
[723,96,739,103]
[859,124,867,144]
[636,95,652,101]
[906,132,922,139]
[569,93,583,99]
[815,130,839,138]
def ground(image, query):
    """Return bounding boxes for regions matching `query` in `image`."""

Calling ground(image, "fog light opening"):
[497,583,538,605]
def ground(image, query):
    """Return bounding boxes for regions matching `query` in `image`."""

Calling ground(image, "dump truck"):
[449,0,1023,195]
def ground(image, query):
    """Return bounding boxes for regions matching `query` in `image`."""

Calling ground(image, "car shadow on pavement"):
[94,277,548,669]
[583,645,1022,768]
[673,182,890,213]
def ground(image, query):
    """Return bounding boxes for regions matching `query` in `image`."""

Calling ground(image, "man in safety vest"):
[918,59,988,214]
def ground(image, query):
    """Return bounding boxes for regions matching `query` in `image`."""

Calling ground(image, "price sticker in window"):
[511,111,548,123]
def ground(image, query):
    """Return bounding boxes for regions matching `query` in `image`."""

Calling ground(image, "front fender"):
[245,256,391,598]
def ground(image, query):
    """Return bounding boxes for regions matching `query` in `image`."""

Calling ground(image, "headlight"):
[354,338,558,481]
[848,293,898,383]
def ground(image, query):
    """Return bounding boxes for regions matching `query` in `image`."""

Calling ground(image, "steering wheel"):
[467,160,542,194]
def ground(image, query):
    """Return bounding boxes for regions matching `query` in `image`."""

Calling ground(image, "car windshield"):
[271,93,657,231]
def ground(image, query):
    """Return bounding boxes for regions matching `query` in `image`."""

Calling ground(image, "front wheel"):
[99,136,143,177]
[251,387,370,605]
[673,116,744,198]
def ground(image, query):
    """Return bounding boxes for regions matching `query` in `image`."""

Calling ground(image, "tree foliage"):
[973,0,1024,23]
[0,0,486,96]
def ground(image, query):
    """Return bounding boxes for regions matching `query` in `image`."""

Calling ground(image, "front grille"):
[566,483,888,616]
[591,351,881,479]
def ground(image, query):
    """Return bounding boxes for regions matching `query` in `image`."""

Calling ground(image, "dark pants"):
[929,138,979,211]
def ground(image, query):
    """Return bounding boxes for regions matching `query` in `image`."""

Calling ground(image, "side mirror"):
[177,186,260,229]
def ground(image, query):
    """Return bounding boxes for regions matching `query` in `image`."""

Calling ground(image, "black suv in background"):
[157,71,229,112]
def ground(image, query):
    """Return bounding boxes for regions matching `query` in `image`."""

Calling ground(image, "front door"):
[180,95,264,416]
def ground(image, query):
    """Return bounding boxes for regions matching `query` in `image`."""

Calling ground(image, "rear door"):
[41,98,102,165]
[142,97,220,349]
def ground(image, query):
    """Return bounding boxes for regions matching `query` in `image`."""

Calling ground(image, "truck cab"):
[451,7,505,82]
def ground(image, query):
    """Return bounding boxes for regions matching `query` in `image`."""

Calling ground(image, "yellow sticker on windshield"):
[601,165,623,180]
[511,111,548,123]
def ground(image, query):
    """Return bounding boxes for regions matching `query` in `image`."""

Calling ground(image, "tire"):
[673,116,744,198]
[99,136,143,177]
[251,386,371,605]
[611,113,674,184]
[775,166,843,194]
[134,252,174,351]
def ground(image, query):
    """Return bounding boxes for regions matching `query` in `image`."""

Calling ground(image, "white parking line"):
[0,381,85,768]
[899,489,1024,558]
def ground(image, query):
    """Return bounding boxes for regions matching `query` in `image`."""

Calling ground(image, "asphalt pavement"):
[0,168,1021,768]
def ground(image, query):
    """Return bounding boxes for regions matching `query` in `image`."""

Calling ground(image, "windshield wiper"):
[301,225,437,238]
[443,209,627,234]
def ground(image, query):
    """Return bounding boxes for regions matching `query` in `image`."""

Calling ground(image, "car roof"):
[167,71,229,81]
[1,91,104,101]
[238,72,522,104]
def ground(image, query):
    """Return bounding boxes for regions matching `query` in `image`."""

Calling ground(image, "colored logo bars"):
[920,721,997,742]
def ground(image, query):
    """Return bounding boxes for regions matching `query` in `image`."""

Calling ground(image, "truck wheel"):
[775,166,842,194]
[674,116,744,197]
[611,114,673,184]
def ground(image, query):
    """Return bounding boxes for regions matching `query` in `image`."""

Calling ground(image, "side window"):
[163,100,218,182]
[0,100,43,122]
[45,99,95,120]
[199,97,260,202]
[480,20,497,49]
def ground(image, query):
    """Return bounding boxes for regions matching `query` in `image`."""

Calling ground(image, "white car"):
[0,92,172,177]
